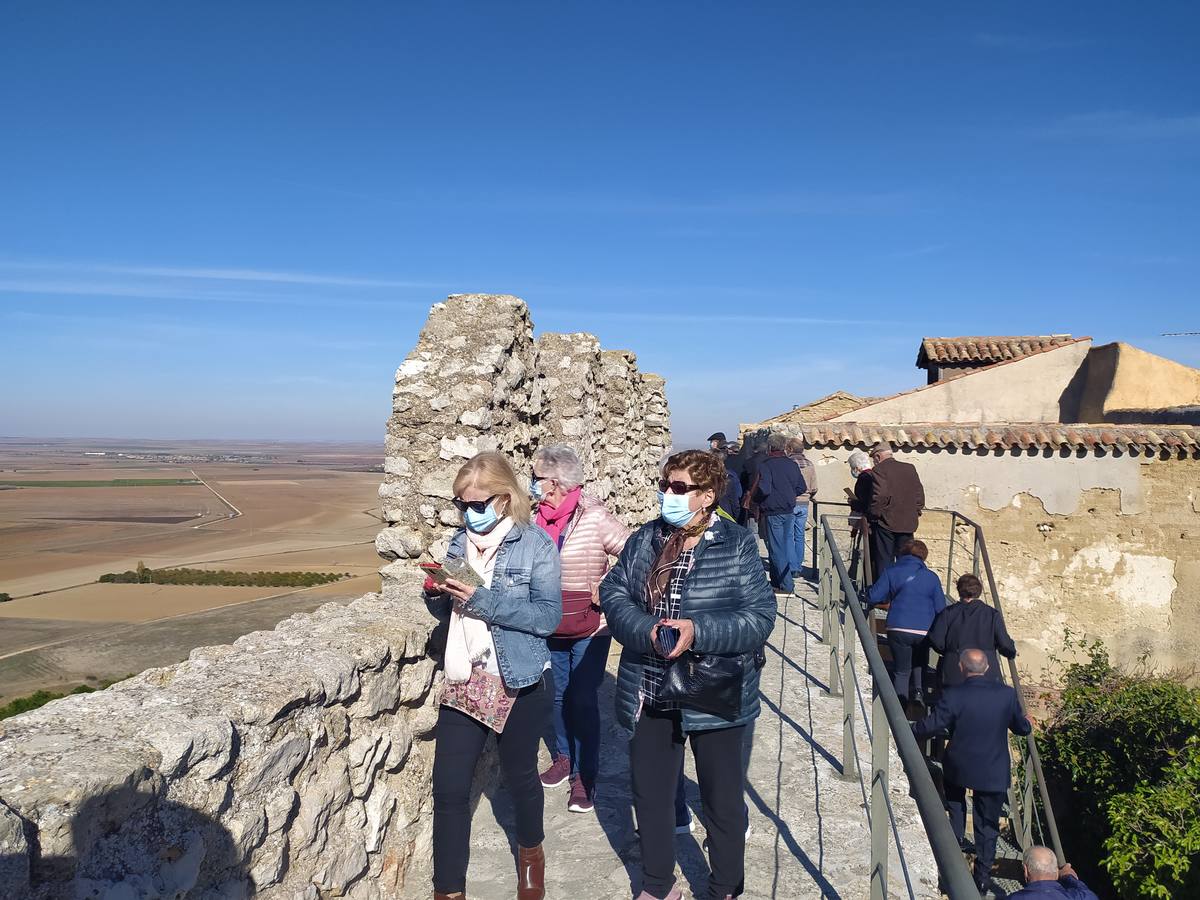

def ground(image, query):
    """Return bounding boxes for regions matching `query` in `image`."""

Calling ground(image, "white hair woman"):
[424,451,562,900]
[846,450,875,581]
[530,443,629,813]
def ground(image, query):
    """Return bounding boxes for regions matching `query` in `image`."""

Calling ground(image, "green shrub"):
[1041,637,1200,898]
[0,592,10,602]
[0,685,95,720]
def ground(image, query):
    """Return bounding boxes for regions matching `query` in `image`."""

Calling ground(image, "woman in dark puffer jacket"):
[601,450,776,900]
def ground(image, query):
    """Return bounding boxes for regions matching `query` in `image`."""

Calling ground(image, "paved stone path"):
[439,580,942,899]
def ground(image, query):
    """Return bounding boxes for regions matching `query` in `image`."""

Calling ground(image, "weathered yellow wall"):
[1075,342,1200,422]
[811,448,1200,681]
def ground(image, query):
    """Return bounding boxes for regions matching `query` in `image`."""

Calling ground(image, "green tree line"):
[98,562,351,588]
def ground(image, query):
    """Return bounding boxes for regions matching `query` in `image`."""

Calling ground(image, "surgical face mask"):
[659,491,696,528]
[464,501,500,533]
[530,478,545,501]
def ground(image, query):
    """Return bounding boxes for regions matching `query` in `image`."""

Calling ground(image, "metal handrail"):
[949,510,1065,866]
[812,499,1066,868]
[818,514,980,899]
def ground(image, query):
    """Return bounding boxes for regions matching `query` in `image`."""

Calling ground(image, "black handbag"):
[658,651,745,721]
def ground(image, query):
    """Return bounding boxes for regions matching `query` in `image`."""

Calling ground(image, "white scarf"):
[444,517,515,683]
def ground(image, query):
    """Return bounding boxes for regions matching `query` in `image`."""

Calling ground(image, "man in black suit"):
[913,648,1032,894]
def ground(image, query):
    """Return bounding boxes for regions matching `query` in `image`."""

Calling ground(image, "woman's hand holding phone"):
[659,618,695,660]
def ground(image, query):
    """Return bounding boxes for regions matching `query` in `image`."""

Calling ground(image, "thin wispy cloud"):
[280,180,926,218]
[1040,110,1200,142]
[0,259,446,290]
[975,32,1090,52]
[542,308,894,327]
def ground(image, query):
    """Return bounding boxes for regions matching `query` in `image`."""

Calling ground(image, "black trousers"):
[631,708,747,899]
[870,524,912,582]
[886,630,928,702]
[945,782,1005,885]
[432,674,550,894]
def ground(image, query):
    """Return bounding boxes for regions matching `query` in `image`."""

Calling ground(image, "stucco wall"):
[1074,342,1200,423]
[831,340,1093,425]
[808,446,1200,680]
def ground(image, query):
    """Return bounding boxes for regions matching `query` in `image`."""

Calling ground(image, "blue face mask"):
[464,501,500,533]
[530,478,545,501]
[659,491,696,528]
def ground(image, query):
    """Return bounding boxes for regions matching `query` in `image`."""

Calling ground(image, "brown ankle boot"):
[433,893,465,900]
[516,843,545,900]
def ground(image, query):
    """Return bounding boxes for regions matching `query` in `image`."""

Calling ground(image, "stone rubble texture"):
[0,578,447,900]
[376,295,671,605]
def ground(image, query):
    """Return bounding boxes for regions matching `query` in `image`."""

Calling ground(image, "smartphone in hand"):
[419,562,450,586]
[656,625,680,657]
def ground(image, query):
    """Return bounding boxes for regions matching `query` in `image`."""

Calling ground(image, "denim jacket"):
[428,522,563,690]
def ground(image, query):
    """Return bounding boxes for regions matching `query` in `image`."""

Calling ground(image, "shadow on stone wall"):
[2,785,248,900]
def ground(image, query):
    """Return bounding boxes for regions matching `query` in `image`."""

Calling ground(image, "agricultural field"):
[0,438,386,702]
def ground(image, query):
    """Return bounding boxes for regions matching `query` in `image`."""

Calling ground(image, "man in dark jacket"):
[755,432,807,593]
[913,649,1032,894]
[1008,847,1099,900]
[928,574,1017,689]
[867,443,925,579]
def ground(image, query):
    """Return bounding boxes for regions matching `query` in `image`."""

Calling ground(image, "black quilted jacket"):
[600,515,777,733]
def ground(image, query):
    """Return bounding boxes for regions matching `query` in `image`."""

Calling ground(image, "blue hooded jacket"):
[868,554,946,632]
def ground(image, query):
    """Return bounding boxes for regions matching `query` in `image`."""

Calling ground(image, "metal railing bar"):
[821,516,980,899]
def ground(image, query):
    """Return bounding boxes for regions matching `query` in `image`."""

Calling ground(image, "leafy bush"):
[0,592,11,602]
[1041,637,1200,898]
[0,685,95,720]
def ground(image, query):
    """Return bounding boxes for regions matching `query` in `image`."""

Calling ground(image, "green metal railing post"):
[828,554,842,697]
[870,680,889,900]
[840,600,858,781]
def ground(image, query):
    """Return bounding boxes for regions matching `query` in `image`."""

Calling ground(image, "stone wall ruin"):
[376,294,670,599]
[0,294,671,899]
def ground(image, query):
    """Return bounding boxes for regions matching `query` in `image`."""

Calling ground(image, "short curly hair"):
[662,449,727,520]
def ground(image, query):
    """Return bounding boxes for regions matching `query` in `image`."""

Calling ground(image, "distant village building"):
[742,335,1200,679]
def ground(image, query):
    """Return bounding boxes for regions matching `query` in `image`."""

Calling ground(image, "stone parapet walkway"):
[425,580,941,899]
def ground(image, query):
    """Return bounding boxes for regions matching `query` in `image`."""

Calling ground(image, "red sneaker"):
[567,774,595,813]
[539,754,570,789]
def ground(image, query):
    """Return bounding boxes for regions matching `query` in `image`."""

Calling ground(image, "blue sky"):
[2,2,1197,448]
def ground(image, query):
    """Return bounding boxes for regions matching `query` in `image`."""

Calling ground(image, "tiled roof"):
[917,335,1080,368]
[790,423,1200,456]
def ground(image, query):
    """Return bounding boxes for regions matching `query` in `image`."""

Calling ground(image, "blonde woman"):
[424,451,563,900]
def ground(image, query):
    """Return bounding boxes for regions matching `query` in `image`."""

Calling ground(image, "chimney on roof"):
[916,335,1076,384]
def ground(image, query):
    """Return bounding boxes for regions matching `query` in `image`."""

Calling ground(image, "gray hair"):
[532,444,585,490]
[1023,846,1059,879]
[961,648,990,675]
[848,450,872,474]
[767,432,788,452]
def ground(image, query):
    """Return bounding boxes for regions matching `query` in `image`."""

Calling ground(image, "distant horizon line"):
[0,435,384,446]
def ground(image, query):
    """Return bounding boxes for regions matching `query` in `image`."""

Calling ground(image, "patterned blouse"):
[641,547,695,711]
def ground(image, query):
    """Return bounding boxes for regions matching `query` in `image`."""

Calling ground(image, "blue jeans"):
[764,513,796,592]
[548,634,611,783]
[791,504,808,574]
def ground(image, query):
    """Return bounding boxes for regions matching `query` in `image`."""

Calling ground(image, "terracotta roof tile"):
[777,423,1200,456]
[917,335,1079,367]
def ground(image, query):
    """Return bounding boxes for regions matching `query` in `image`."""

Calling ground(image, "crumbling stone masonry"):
[376,294,671,600]
[0,295,672,899]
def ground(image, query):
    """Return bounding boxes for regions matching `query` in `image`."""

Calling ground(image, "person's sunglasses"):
[658,478,701,495]
[452,494,498,513]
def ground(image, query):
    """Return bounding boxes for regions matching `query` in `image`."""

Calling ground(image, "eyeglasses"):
[531,472,551,482]
[452,494,498,513]
[658,478,702,495]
